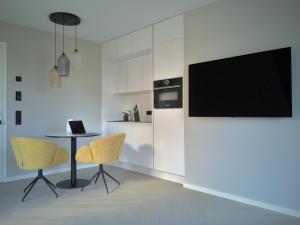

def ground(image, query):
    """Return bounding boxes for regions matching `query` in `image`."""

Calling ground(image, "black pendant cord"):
[75,26,78,51]
[54,22,57,67]
[62,15,65,54]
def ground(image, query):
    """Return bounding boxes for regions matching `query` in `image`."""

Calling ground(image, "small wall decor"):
[16,91,22,101]
[16,76,22,82]
[15,111,22,125]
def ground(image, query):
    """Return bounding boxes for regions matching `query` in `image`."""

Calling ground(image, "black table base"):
[45,132,100,189]
[56,179,90,189]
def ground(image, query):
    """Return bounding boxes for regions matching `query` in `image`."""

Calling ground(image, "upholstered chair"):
[76,133,126,193]
[11,137,68,201]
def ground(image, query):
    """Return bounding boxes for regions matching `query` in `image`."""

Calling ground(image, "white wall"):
[0,21,101,178]
[184,0,300,214]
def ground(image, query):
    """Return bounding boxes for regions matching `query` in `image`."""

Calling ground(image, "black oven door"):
[154,86,182,109]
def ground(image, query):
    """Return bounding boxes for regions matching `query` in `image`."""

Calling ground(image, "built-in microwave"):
[154,77,183,109]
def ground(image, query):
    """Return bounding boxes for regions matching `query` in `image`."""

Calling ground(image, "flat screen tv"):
[189,47,292,117]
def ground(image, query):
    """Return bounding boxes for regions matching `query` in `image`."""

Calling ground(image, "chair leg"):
[101,172,109,194]
[42,177,58,197]
[22,177,39,202]
[81,165,120,194]
[81,171,99,192]
[95,172,100,184]
[24,177,39,193]
[103,170,120,185]
[43,177,56,189]
[22,169,58,202]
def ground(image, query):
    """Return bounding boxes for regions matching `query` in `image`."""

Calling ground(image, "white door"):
[154,108,185,176]
[0,42,7,182]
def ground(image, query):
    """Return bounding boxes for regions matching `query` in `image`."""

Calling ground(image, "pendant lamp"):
[49,22,61,88]
[70,25,82,71]
[57,18,70,76]
[49,12,81,77]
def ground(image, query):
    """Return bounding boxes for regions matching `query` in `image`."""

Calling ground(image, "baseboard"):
[6,164,97,182]
[114,161,185,184]
[183,183,300,219]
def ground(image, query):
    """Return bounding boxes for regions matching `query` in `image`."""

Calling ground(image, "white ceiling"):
[0,0,215,43]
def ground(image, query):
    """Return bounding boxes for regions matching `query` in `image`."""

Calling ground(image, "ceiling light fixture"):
[49,12,81,77]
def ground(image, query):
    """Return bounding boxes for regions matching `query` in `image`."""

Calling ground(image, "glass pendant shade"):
[57,53,70,76]
[70,49,82,71]
[49,66,61,88]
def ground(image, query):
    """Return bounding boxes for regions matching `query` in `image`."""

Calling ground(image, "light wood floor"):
[0,166,299,225]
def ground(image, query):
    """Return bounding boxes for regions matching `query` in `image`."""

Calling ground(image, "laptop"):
[68,120,86,134]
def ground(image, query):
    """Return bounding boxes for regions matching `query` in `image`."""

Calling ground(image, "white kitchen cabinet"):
[127,57,143,92]
[154,109,184,176]
[102,39,117,60]
[154,15,183,46]
[118,123,153,168]
[102,122,119,136]
[132,26,152,53]
[103,122,153,169]
[154,38,184,80]
[117,34,132,57]
[142,54,153,91]
[115,61,128,93]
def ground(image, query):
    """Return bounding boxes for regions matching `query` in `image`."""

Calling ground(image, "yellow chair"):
[11,137,68,201]
[76,133,126,193]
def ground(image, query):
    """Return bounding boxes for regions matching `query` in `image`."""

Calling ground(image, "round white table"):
[45,132,101,189]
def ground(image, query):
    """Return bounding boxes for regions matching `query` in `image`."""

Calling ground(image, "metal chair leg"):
[22,178,38,202]
[43,177,56,189]
[24,177,39,193]
[101,172,109,194]
[81,172,99,192]
[42,177,58,197]
[103,170,120,185]
[81,165,120,194]
[22,169,59,201]
[95,173,100,184]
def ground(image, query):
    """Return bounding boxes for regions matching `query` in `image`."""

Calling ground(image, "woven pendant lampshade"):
[49,66,61,88]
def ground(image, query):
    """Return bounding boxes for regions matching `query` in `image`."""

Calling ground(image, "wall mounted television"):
[189,47,292,117]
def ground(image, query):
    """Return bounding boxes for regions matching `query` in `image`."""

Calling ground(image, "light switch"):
[16,111,22,125]
[16,91,22,101]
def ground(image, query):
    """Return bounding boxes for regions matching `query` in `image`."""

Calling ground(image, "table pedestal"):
[45,132,100,189]
[56,179,90,189]
[56,137,90,189]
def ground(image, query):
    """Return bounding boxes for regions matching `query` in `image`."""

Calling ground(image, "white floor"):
[0,166,299,225]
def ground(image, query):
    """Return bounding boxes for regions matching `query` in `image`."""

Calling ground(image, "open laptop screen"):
[68,120,86,134]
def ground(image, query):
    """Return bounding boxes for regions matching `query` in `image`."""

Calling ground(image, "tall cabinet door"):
[154,109,184,175]
[154,39,183,80]
[154,15,184,80]
[153,15,185,176]
[132,26,152,53]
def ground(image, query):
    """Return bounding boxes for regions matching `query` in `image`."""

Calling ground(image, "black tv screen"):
[189,47,292,117]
